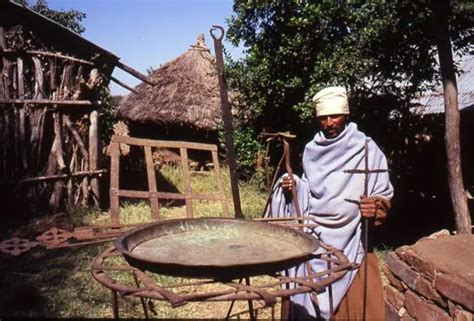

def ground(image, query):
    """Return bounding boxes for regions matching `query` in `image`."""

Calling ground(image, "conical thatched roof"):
[117,35,222,130]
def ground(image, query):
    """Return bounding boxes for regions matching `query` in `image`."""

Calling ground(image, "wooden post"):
[180,147,193,218]
[432,1,471,234]
[0,27,11,99]
[17,57,28,170]
[89,110,101,207]
[144,146,160,220]
[109,142,120,225]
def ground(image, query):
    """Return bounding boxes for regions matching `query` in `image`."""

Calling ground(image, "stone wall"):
[384,232,474,321]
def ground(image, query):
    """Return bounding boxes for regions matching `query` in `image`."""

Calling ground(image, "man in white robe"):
[268,86,393,320]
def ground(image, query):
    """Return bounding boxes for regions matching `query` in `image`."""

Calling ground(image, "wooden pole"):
[115,60,156,86]
[210,26,243,219]
[89,110,101,207]
[110,76,138,94]
[432,0,471,234]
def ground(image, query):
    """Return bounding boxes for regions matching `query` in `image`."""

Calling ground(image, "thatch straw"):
[117,35,222,131]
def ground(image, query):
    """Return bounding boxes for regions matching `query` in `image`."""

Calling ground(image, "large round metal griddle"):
[114,217,319,279]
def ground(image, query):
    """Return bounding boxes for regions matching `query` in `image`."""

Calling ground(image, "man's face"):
[317,114,348,138]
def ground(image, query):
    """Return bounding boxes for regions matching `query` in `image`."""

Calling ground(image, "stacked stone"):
[384,233,474,321]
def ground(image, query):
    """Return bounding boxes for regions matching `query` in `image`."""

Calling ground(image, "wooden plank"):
[144,146,160,221]
[117,190,225,201]
[89,110,101,206]
[180,147,193,218]
[109,142,121,225]
[212,150,229,217]
[111,135,217,151]
[0,99,95,106]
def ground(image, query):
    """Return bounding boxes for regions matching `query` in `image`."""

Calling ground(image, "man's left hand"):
[359,195,377,219]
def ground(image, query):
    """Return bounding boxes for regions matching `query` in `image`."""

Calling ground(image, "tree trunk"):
[432,0,471,234]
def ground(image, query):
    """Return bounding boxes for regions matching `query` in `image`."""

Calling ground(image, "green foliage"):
[225,0,474,185]
[219,126,262,177]
[25,0,87,34]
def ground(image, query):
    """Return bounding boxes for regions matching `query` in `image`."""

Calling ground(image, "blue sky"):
[48,0,243,95]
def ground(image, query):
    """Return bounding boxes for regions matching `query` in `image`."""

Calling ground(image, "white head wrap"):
[312,86,349,117]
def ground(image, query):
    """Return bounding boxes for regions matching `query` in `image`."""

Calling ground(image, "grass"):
[0,164,392,318]
[0,164,270,319]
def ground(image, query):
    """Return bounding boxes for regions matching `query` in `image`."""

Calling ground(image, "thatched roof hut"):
[117,35,223,138]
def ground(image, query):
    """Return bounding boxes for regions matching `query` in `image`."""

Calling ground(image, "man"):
[268,86,393,320]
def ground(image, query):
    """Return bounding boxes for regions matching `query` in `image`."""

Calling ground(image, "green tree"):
[227,1,472,132]
[226,0,474,235]
[16,0,86,34]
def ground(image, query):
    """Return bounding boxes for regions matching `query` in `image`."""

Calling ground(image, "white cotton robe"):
[267,122,393,320]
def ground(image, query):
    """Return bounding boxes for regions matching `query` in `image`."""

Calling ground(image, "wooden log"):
[67,146,77,209]
[49,180,64,211]
[0,169,106,185]
[0,99,95,106]
[16,58,25,99]
[116,60,157,86]
[32,56,45,99]
[46,111,66,175]
[1,26,11,99]
[17,57,28,170]
[13,107,19,176]
[3,107,11,177]
[110,76,138,94]
[12,63,17,95]
[64,115,88,162]
[109,142,120,225]
[0,27,4,99]
[59,64,72,99]
[89,110,101,206]
[72,65,84,100]
[49,57,57,97]
[2,49,95,66]
[30,107,47,171]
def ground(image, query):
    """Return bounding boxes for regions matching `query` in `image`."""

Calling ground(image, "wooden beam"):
[111,135,218,151]
[2,49,94,65]
[116,60,157,86]
[0,99,96,106]
[110,76,138,94]
[0,169,107,185]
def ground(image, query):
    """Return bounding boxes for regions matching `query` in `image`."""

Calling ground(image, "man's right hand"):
[281,175,296,192]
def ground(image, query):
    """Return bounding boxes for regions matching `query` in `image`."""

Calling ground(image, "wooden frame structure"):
[0,1,156,218]
[109,135,229,225]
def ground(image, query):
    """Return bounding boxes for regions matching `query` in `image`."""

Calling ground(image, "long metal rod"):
[362,139,369,321]
[210,25,243,219]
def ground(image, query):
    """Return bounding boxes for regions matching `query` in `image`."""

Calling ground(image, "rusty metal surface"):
[92,238,355,310]
[115,218,320,279]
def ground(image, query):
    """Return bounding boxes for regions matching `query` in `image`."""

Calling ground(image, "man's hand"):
[359,195,377,218]
[281,175,296,192]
